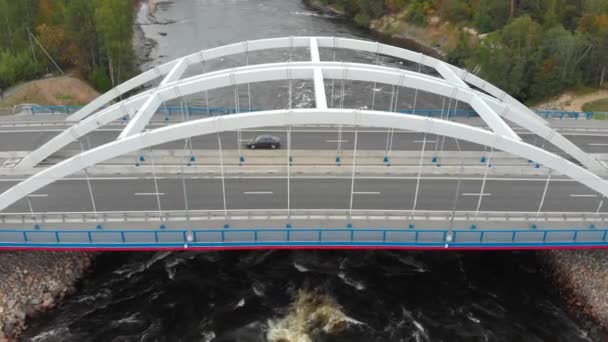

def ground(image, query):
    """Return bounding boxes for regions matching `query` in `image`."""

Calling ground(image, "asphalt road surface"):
[0,176,601,214]
[0,128,607,153]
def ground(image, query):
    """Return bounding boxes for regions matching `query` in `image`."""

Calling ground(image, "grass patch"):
[55,93,74,101]
[583,98,608,113]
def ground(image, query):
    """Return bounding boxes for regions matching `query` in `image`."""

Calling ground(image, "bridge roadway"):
[0,118,606,249]
[0,127,608,154]
[0,175,601,214]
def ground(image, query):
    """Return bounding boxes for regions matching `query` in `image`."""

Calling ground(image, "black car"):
[245,135,281,149]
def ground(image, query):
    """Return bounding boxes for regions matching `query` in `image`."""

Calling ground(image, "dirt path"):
[538,90,608,112]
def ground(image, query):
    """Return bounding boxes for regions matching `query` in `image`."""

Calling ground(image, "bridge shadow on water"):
[23,251,603,342]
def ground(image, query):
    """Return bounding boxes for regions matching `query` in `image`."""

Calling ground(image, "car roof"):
[256,134,279,140]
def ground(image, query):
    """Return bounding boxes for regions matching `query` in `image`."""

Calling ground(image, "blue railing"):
[0,227,607,249]
[21,105,603,120]
[398,109,478,117]
[535,110,595,120]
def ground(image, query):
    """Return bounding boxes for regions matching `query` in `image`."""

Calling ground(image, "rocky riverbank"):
[543,250,608,339]
[0,252,95,341]
[303,0,444,58]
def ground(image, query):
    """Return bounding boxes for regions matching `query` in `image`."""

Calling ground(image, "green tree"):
[439,0,472,23]
[407,0,430,26]
[65,0,99,72]
[474,0,511,32]
[94,0,136,86]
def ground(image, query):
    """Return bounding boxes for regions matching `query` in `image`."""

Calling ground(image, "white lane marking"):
[244,191,274,195]
[353,191,381,195]
[134,192,165,196]
[569,194,598,198]
[412,140,436,143]
[0,176,582,182]
[462,193,492,196]
[325,140,349,143]
[587,143,608,146]
[28,194,48,198]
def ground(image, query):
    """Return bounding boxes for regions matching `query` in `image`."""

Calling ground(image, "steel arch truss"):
[2,37,606,212]
[16,37,603,171]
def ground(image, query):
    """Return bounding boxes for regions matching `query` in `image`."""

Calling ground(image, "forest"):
[0,0,136,92]
[318,0,608,102]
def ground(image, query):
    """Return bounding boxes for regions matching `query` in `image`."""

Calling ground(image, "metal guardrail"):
[13,104,608,120]
[1,227,607,249]
[0,210,606,225]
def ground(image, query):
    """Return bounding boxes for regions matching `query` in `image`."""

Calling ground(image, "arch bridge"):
[0,37,606,250]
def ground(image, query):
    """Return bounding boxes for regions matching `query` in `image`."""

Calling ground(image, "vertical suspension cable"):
[181,169,190,221]
[536,169,552,218]
[149,148,164,223]
[410,70,426,221]
[330,37,336,108]
[440,100,459,153]
[452,137,467,231]
[79,140,98,218]
[25,195,36,218]
[205,88,210,117]
[349,124,359,217]
[233,75,242,161]
[336,67,347,163]
[245,41,252,113]
[202,57,210,117]
[181,100,194,161]
[217,132,228,217]
[474,147,494,217]
[449,161,465,237]
[411,133,427,220]
[434,97,450,153]
[595,197,605,229]
[383,85,394,161]
[287,67,293,219]
[178,100,191,221]
[179,129,191,221]
[387,82,401,155]
[287,124,292,220]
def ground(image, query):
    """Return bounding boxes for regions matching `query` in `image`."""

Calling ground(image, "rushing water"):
[22,0,601,340]
[24,251,595,341]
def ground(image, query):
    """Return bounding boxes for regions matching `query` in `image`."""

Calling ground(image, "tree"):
[439,0,472,23]
[94,0,136,86]
[407,0,430,26]
[473,0,511,32]
[65,0,99,72]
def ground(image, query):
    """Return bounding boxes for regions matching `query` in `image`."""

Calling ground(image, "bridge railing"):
[1,209,606,225]
[12,104,607,120]
[0,227,607,249]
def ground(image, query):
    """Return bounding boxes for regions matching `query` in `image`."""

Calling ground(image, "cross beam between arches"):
[1,109,607,213]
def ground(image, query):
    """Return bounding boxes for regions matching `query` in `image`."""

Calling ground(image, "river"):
[22,0,600,341]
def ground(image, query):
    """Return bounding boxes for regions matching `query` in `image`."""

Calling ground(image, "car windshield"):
[255,135,273,142]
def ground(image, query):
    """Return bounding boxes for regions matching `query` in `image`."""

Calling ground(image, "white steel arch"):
[1,109,607,213]
[16,37,603,171]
